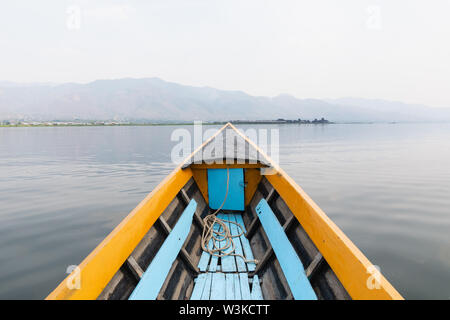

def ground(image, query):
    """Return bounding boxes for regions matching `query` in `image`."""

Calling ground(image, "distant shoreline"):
[0,118,333,127]
[0,123,334,127]
[2,121,450,128]
[0,123,198,128]
[4,121,449,127]
[0,118,334,127]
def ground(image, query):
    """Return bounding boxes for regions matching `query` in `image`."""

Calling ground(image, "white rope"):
[200,167,258,265]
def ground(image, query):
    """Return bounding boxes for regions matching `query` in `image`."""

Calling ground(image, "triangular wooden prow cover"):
[182,123,272,168]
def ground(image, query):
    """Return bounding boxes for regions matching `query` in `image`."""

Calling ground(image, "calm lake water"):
[1,123,449,299]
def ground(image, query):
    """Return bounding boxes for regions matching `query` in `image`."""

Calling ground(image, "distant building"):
[229,117,332,125]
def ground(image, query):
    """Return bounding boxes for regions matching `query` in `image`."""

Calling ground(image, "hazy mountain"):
[0,78,449,122]
[326,98,450,122]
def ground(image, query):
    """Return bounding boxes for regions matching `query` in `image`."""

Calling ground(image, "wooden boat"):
[47,123,403,300]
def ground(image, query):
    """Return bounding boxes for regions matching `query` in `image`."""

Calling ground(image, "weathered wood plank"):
[245,216,260,239]
[197,251,211,272]
[233,274,242,300]
[129,200,197,300]
[252,248,272,276]
[225,273,235,300]
[181,188,204,228]
[180,248,200,274]
[218,213,237,272]
[250,275,263,300]
[180,188,191,204]
[126,256,144,281]
[201,273,213,300]
[229,214,247,272]
[234,214,256,271]
[207,219,222,272]
[210,273,226,300]
[255,199,316,300]
[265,187,276,203]
[306,252,324,279]
[283,215,296,232]
[239,273,251,299]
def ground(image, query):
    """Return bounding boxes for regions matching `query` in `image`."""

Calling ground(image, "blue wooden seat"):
[129,199,197,300]
[255,199,317,300]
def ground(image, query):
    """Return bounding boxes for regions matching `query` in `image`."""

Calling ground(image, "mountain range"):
[0,78,449,122]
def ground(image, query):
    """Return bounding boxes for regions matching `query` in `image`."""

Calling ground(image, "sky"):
[1,0,449,108]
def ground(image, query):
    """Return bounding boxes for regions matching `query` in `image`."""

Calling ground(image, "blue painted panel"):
[250,275,263,300]
[228,214,247,272]
[208,168,244,211]
[233,274,241,300]
[234,214,256,271]
[256,199,317,300]
[190,273,207,300]
[218,213,237,272]
[197,249,211,272]
[208,221,221,272]
[129,200,197,300]
[201,273,213,300]
[210,273,226,300]
[238,273,251,299]
[225,274,235,300]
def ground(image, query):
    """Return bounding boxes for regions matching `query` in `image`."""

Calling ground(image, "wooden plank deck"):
[191,212,263,300]
[234,213,256,271]
[210,273,226,300]
[238,273,251,299]
[197,213,254,273]
[201,273,213,299]
[208,221,221,272]
[251,275,263,300]
[233,273,242,300]
[225,274,235,299]
[191,271,264,300]
[190,273,207,300]
[197,244,211,272]
[228,214,248,272]
[217,213,237,272]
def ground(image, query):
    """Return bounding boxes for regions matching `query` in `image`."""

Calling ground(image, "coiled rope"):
[200,167,258,265]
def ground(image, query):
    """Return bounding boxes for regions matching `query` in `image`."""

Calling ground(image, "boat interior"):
[98,173,350,300]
